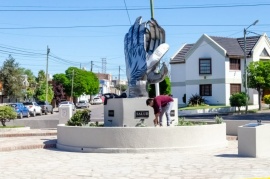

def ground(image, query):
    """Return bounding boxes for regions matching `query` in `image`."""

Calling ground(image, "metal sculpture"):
[124,16,169,98]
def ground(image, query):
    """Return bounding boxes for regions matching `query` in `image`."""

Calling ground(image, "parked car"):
[76,100,90,108]
[59,101,76,111]
[102,93,127,105]
[8,103,30,119]
[37,101,53,115]
[91,97,103,105]
[23,102,42,117]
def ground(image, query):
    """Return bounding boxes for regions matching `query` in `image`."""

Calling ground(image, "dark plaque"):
[108,110,114,117]
[170,110,175,117]
[135,111,149,118]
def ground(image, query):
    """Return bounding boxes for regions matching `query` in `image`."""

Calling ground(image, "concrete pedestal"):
[59,104,73,124]
[104,98,178,127]
[238,123,270,158]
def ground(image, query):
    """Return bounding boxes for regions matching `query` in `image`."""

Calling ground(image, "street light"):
[244,20,259,113]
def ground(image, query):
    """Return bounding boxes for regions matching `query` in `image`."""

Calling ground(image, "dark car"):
[37,101,53,115]
[102,93,127,105]
[8,103,30,119]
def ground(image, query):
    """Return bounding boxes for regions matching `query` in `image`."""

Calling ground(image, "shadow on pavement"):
[215,154,253,158]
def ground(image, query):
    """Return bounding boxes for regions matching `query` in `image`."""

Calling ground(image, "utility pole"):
[91,61,93,72]
[150,0,154,18]
[244,20,259,113]
[119,66,121,93]
[45,46,50,102]
[102,58,106,74]
[150,0,160,96]
[71,69,74,102]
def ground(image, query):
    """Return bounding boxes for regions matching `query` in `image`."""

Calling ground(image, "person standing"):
[146,95,174,126]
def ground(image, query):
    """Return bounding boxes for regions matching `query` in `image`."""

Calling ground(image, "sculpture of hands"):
[124,16,169,98]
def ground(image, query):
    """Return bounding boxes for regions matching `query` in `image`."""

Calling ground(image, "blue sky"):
[0,0,269,80]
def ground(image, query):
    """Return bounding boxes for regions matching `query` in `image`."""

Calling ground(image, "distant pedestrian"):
[146,95,174,127]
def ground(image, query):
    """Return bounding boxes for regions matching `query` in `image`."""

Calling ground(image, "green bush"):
[214,115,223,124]
[188,94,206,106]
[177,117,207,126]
[263,95,270,109]
[67,109,91,126]
[178,117,193,126]
[0,106,17,126]
[229,92,248,112]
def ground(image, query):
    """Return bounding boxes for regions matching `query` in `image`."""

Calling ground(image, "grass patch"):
[177,117,207,126]
[0,126,25,128]
[179,105,229,110]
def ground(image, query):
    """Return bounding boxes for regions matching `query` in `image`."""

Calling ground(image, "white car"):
[59,101,76,111]
[91,97,103,105]
[76,100,90,108]
[23,102,42,117]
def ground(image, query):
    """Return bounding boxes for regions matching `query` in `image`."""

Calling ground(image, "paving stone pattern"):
[0,129,270,178]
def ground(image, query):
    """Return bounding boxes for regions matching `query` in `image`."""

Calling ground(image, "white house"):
[170,33,270,106]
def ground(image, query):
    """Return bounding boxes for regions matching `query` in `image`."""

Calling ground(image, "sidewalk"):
[0,129,57,152]
[0,131,270,178]
[2,129,270,178]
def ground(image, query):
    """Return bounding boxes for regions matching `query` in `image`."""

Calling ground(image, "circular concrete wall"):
[57,124,227,153]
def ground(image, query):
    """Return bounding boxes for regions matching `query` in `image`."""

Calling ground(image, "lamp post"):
[244,20,259,113]
[150,0,160,96]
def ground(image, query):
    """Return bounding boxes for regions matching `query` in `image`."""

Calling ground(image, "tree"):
[229,92,247,112]
[0,106,17,126]
[263,95,270,109]
[148,76,171,98]
[37,70,46,83]
[247,61,270,110]
[115,84,127,92]
[20,68,37,101]
[35,70,54,103]
[53,67,99,98]
[0,55,24,101]
[52,80,65,106]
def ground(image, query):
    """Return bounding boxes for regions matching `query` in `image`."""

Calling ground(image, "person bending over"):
[146,95,174,126]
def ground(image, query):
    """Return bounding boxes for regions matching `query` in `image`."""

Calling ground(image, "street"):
[4,104,104,128]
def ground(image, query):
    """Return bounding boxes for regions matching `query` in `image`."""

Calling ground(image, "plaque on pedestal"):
[104,98,178,127]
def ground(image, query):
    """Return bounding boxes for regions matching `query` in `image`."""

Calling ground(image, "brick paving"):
[1,129,270,178]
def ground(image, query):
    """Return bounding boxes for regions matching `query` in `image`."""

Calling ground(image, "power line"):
[0,24,270,30]
[0,24,269,30]
[123,0,131,25]
[0,3,270,11]
[0,25,129,30]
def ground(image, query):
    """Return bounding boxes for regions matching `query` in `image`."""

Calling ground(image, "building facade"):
[170,33,270,106]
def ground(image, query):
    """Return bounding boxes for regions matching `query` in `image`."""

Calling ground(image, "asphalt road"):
[28,104,104,122]
[4,104,104,128]
[5,104,270,128]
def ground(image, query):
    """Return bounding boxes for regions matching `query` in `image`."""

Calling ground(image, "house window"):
[230,58,240,70]
[230,84,241,95]
[199,58,211,74]
[200,84,212,96]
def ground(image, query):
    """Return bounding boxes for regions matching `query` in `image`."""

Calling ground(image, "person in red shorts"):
[146,95,174,127]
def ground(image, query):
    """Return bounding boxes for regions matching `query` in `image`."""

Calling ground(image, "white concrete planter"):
[238,123,270,158]
[57,123,227,153]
